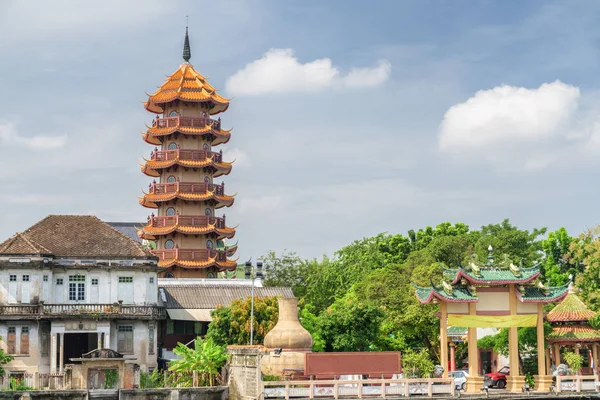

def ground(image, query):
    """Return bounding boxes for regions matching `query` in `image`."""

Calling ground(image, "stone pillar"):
[554,343,561,365]
[465,302,483,393]
[440,302,448,377]
[449,342,456,372]
[535,303,552,392]
[507,284,525,392]
[50,333,57,374]
[59,333,64,374]
[98,332,103,349]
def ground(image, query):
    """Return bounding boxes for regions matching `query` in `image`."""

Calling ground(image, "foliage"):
[169,337,228,386]
[262,375,281,381]
[563,351,583,373]
[104,369,118,389]
[311,293,384,352]
[262,251,312,298]
[298,302,326,352]
[525,372,535,389]
[8,377,33,391]
[571,226,600,311]
[477,324,553,357]
[140,369,164,389]
[0,336,13,377]
[207,296,279,346]
[401,349,435,378]
[541,228,579,285]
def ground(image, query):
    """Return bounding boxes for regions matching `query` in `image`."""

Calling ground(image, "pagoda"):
[138,28,238,278]
[546,284,600,374]
[413,246,569,393]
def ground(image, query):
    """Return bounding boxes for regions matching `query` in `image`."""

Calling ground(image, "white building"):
[0,215,164,380]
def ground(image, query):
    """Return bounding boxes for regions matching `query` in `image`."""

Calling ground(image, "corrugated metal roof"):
[160,285,294,309]
[106,222,144,243]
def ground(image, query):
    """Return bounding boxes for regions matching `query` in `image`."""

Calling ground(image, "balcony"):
[149,215,227,229]
[0,303,166,320]
[149,181,225,196]
[152,248,228,263]
[151,116,222,131]
[150,148,223,163]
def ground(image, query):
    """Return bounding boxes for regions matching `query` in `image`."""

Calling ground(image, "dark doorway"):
[64,333,98,364]
[480,350,493,374]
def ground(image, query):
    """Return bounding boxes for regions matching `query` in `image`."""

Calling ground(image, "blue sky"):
[1,0,600,261]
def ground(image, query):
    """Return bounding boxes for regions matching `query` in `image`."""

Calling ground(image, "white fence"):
[263,378,455,399]
[0,373,68,390]
[555,375,599,393]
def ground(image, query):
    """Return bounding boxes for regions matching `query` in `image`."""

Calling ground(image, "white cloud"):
[0,122,67,150]
[225,48,391,95]
[435,81,599,170]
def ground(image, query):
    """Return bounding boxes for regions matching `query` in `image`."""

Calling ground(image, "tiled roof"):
[139,191,235,209]
[139,223,235,241]
[547,325,600,343]
[0,233,52,255]
[145,64,229,115]
[413,283,477,304]
[160,284,294,309]
[142,158,232,178]
[142,127,231,146]
[0,215,151,258]
[515,284,570,303]
[445,266,540,285]
[448,326,468,337]
[546,292,597,322]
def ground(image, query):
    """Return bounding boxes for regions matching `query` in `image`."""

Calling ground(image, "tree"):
[570,226,600,311]
[0,336,12,377]
[402,349,435,378]
[168,337,228,386]
[262,251,311,298]
[312,293,384,352]
[206,296,280,346]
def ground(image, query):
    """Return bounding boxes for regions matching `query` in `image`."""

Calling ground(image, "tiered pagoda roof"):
[546,287,600,343]
[142,117,232,146]
[413,246,570,304]
[144,63,230,115]
[139,181,235,209]
[138,215,236,241]
[142,148,233,178]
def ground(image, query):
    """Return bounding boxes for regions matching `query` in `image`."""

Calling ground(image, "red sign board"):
[304,352,402,377]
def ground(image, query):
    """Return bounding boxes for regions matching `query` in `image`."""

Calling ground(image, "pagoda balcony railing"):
[152,116,221,131]
[149,181,225,196]
[149,215,226,229]
[152,248,228,262]
[0,303,166,319]
[150,148,223,163]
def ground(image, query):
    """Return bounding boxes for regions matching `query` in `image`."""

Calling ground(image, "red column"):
[450,342,456,372]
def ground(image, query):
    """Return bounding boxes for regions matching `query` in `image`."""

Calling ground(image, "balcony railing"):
[149,215,226,229]
[152,116,221,131]
[150,148,223,163]
[152,248,228,262]
[149,181,225,196]
[0,303,166,318]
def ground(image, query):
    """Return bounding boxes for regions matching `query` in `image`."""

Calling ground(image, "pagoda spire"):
[183,25,191,63]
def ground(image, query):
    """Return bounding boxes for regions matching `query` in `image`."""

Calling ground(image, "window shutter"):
[20,327,29,355]
[7,328,16,354]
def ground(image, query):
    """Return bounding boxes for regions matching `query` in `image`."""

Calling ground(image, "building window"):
[118,277,133,283]
[166,320,174,335]
[206,240,213,249]
[166,207,176,216]
[9,275,16,282]
[22,275,29,282]
[69,275,85,301]
[7,327,16,354]
[148,324,155,355]
[164,240,175,249]
[164,272,174,279]
[205,208,212,216]
[167,175,176,183]
[20,327,29,355]
[169,111,178,117]
[56,278,63,285]
[149,277,155,284]
[204,176,210,183]
[203,143,209,151]
[168,142,177,150]
[43,275,48,282]
[91,278,99,285]
[117,326,134,354]
[207,272,215,279]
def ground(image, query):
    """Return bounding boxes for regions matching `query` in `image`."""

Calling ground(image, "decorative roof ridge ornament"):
[516,284,526,295]
[470,262,481,277]
[183,20,191,63]
[486,244,495,266]
[537,280,550,296]
[467,284,477,296]
[442,280,454,295]
[567,274,576,294]
[509,262,521,277]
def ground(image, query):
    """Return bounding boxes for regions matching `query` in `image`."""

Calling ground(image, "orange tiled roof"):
[139,192,235,209]
[225,244,238,257]
[157,256,238,271]
[0,232,52,255]
[139,223,236,241]
[546,292,597,322]
[547,325,600,343]
[142,158,233,178]
[145,64,229,115]
[142,128,231,146]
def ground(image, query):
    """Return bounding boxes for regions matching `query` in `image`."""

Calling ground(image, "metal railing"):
[150,148,223,163]
[149,215,226,229]
[148,181,225,196]
[152,116,221,131]
[152,248,228,262]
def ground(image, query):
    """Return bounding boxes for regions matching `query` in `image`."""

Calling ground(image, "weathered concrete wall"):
[120,386,228,400]
[0,391,88,400]
[227,346,262,400]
